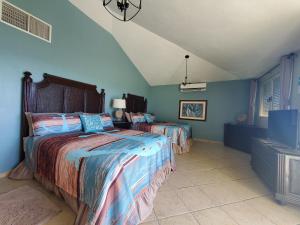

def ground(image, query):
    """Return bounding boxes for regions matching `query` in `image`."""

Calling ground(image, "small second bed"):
[123,93,192,154]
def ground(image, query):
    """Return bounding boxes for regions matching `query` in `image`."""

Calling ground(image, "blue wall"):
[0,0,150,173]
[148,80,250,141]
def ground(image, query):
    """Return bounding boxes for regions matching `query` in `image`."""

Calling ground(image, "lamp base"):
[115,110,123,121]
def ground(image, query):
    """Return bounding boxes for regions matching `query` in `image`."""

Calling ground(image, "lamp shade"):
[113,99,126,109]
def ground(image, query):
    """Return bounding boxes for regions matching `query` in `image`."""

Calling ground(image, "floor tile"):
[221,201,276,225]
[140,221,159,225]
[45,210,74,225]
[158,180,176,192]
[176,159,217,172]
[213,157,250,169]
[159,213,199,225]
[199,181,253,205]
[218,166,257,180]
[167,171,194,189]
[193,207,238,225]
[142,211,157,223]
[246,196,300,225]
[236,177,270,197]
[177,186,217,211]
[154,190,189,219]
[189,169,232,185]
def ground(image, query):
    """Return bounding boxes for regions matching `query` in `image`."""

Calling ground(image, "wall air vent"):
[0,0,52,43]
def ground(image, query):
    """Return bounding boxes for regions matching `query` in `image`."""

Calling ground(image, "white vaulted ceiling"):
[70,0,300,86]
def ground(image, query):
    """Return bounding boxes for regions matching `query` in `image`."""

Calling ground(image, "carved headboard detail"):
[123,93,147,113]
[22,71,105,139]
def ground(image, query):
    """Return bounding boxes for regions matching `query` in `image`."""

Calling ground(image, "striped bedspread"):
[24,129,174,225]
[132,122,192,151]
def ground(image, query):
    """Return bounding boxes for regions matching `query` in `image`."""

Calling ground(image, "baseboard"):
[0,171,10,178]
[193,138,223,144]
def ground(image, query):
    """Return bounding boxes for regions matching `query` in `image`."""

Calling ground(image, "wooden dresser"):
[252,138,300,206]
[224,123,267,153]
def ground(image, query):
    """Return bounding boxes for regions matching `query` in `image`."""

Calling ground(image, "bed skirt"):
[172,139,192,155]
[9,161,172,225]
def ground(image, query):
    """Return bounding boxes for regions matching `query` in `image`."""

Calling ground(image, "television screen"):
[268,109,298,148]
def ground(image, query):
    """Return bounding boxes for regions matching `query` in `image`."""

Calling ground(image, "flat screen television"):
[268,109,298,149]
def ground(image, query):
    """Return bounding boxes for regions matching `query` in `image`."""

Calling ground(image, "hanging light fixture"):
[182,55,190,85]
[180,55,207,92]
[103,0,142,22]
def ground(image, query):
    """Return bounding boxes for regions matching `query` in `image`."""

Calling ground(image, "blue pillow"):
[80,114,104,133]
[144,113,155,123]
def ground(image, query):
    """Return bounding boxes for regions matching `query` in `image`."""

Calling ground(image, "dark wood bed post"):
[100,89,105,113]
[21,71,33,159]
[122,93,127,112]
[144,99,147,113]
[23,71,33,135]
[23,71,33,112]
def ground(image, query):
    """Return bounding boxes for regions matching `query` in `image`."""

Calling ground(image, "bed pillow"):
[29,113,82,136]
[130,113,146,124]
[125,112,132,122]
[144,113,155,124]
[80,114,104,133]
[99,113,114,129]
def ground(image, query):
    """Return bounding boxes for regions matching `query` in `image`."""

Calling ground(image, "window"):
[259,75,281,117]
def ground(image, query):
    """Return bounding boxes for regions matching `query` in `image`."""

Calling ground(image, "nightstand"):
[113,121,131,129]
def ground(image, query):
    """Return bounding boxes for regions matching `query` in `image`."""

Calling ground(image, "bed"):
[123,93,192,154]
[10,72,175,225]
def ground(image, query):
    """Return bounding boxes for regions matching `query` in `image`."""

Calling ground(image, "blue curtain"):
[248,79,258,125]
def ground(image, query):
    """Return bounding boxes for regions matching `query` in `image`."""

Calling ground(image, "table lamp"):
[113,99,126,121]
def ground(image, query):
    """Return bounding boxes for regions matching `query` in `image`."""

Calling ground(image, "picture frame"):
[178,100,207,121]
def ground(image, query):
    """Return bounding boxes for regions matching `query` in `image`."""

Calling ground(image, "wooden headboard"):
[123,93,147,113]
[22,71,105,139]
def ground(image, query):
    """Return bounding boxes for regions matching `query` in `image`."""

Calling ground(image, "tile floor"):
[1,141,300,225]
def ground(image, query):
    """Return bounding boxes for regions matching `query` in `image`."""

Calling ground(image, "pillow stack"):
[126,112,156,124]
[25,112,116,136]
[144,113,155,124]
[130,113,146,124]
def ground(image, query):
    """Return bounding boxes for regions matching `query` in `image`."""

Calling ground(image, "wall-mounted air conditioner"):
[179,82,207,92]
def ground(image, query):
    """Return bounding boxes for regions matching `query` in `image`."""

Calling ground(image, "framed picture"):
[178,100,207,121]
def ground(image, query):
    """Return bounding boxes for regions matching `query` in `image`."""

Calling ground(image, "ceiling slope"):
[70,0,300,85]
[70,0,239,86]
[133,0,300,78]
[112,20,238,86]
